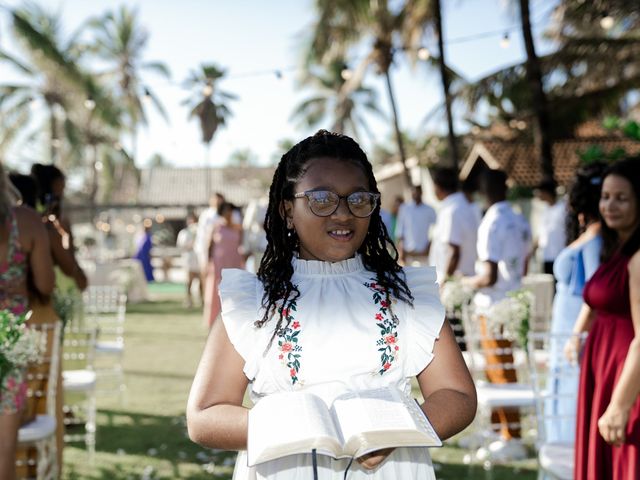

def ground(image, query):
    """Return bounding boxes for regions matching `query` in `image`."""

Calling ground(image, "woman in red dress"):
[568,157,640,479]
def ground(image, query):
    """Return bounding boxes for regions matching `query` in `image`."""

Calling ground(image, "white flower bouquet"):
[440,277,474,315]
[485,289,534,348]
[0,311,45,388]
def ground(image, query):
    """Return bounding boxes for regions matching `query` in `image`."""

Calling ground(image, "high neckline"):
[292,254,365,276]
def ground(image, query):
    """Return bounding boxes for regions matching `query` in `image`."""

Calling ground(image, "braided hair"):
[256,130,413,343]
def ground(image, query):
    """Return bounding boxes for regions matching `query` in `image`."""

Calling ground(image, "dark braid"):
[256,130,413,344]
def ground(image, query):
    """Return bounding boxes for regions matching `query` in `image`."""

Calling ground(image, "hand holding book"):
[247,386,441,467]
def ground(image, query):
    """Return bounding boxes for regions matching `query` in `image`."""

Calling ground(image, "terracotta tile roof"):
[137,166,275,206]
[461,137,640,187]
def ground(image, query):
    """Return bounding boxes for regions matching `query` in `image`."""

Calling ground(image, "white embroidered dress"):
[219,255,445,480]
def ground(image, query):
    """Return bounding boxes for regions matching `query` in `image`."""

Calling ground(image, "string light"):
[600,12,614,30]
[500,33,510,49]
[340,64,353,81]
[143,87,152,103]
[202,84,213,96]
[417,47,431,61]
[274,70,283,80]
[83,96,96,110]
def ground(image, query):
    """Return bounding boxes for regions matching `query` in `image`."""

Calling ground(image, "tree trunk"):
[88,143,100,225]
[49,108,58,165]
[434,0,459,170]
[519,0,554,183]
[204,143,212,205]
[383,70,412,188]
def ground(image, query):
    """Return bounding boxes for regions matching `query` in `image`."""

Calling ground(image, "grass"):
[61,283,539,479]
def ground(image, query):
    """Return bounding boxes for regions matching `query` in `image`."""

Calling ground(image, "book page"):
[331,387,441,457]
[247,391,342,466]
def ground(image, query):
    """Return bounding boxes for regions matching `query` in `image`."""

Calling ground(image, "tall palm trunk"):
[204,143,212,203]
[89,143,100,222]
[49,108,59,164]
[519,0,554,183]
[383,70,412,188]
[434,0,459,169]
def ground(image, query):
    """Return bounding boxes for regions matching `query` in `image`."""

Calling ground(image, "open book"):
[247,386,441,466]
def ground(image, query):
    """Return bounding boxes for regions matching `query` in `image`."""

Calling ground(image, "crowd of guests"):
[0,162,87,480]
[377,159,639,477]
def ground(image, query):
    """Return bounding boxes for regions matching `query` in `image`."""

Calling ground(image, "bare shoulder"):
[628,250,640,279]
[15,205,44,227]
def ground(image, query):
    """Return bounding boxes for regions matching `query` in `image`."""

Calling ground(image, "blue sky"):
[0,0,558,170]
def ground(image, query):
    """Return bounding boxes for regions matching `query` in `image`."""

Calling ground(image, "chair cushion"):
[476,381,536,408]
[63,369,97,391]
[539,442,574,480]
[18,414,56,443]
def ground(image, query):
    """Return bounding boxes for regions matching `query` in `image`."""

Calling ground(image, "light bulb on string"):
[274,70,283,80]
[84,96,95,111]
[500,33,510,49]
[600,12,614,30]
[340,64,353,81]
[202,84,213,96]
[417,47,431,61]
[143,87,152,104]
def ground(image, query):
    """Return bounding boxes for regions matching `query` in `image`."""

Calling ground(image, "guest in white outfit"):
[176,211,202,307]
[462,169,532,462]
[429,167,480,284]
[533,179,567,274]
[396,185,436,267]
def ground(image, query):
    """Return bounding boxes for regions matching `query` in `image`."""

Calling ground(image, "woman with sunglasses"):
[187,130,476,479]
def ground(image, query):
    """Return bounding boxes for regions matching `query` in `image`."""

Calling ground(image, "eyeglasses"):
[293,190,380,218]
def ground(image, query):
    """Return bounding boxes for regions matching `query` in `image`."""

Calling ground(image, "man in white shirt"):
[462,169,532,461]
[429,167,480,283]
[396,185,436,267]
[533,179,566,274]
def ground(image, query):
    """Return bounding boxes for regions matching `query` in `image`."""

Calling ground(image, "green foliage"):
[578,117,640,166]
[507,185,534,201]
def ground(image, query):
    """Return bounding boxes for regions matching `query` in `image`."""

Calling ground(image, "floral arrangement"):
[485,288,534,349]
[440,277,474,315]
[0,311,44,388]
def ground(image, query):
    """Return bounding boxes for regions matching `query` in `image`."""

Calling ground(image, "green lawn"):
[62,283,539,479]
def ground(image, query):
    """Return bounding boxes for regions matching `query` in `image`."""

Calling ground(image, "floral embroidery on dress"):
[275,297,303,385]
[364,280,400,375]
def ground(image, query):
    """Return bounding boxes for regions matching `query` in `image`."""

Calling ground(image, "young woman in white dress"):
[187,130,477,479]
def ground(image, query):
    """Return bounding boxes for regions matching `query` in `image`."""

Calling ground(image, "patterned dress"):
[0,208,29,414]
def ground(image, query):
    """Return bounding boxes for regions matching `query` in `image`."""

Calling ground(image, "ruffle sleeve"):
[402,266,446,377]
[219,268,266,380]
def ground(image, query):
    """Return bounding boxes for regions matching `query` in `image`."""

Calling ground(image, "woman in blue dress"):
[546,162,605,443]
[135,222,154,282]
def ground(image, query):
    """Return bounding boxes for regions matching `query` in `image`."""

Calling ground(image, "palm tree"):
[182,63,237,199]
[86,5,171,165]
[308,0,412,186]
[463,4,640,141]
[518,0,554,183]
[0,4,90,165]
[403,0,461,169]
[229,148,258,167]
[291,59,384,143]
